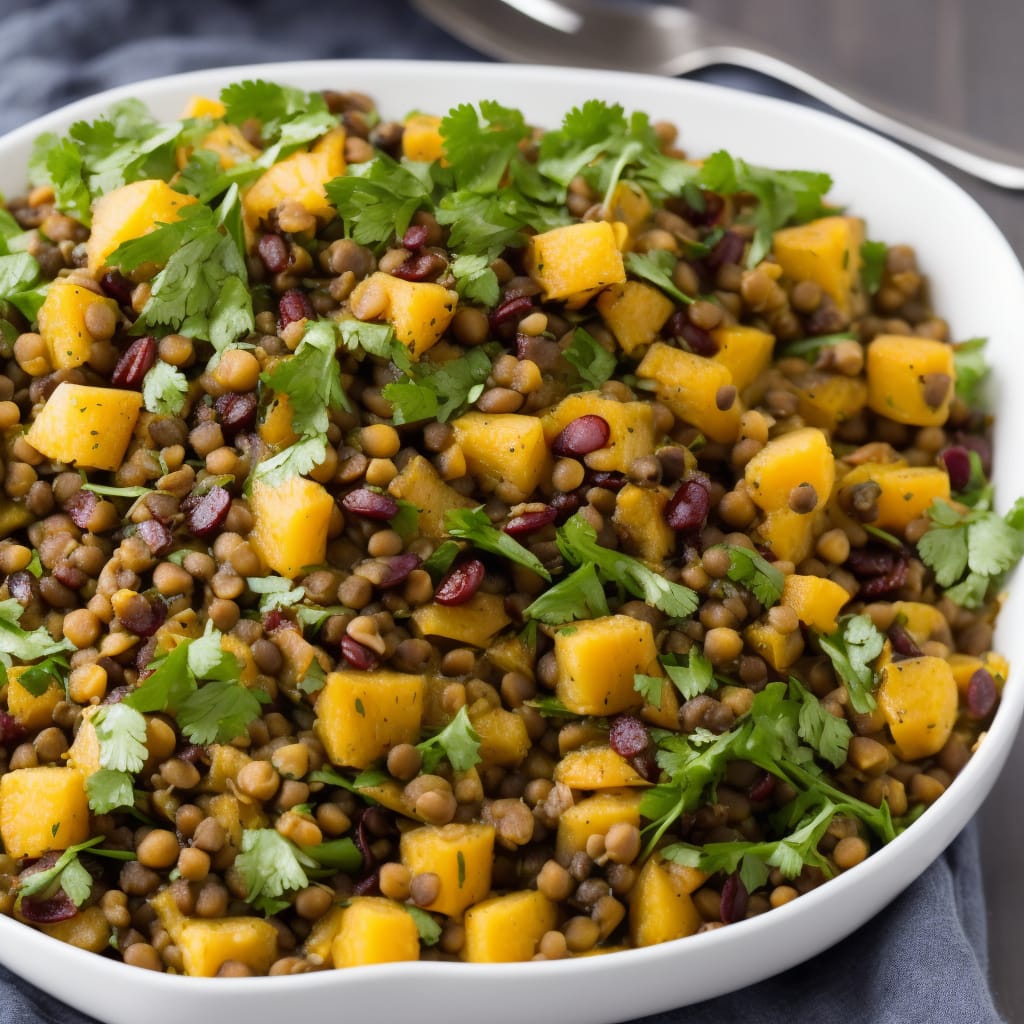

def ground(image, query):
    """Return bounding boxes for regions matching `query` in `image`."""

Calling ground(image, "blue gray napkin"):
[0,2,1006,1021]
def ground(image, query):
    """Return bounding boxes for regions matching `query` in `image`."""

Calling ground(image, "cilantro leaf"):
[818,614,885,714]
[660,648,715,700]
[247,575,305,613]
[445,507,551,581]
[790,677,851,768]
[562,327,617,389]
[235,829,311,915]
[450,253,500,308]
[405,904,442,946]
[186,621,239,680]
[860,240,887,295]
[421,541,461,580]
[12,652,70,699]
[141,360,188,416]
[336,319,396,359]
[625,250,693,305]
[416,705,482,773]
[220,80,337,149]
[92,703,148,772]
[778,331,857,362]
[522,563,610,625]
[556,513,697,618]
[86,769,137,814]
[16,836,133,908]
[176,680,266,744]
[383,346,492,425]
[0,599,74,692]
[434,190,529,261]
[0,254,41,309]
[633,672,666,708]
[125,641,196,713]
[440,101,531,192]
[953,338,988,407]
[720,544,784,607]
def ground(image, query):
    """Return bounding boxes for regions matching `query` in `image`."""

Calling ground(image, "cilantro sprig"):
[719,544,785,607]
[445,507,551,581]
[16,837,135,910]
[383,345,492,425]
[817,614,886,714]
[0,599,74,696]
[416,705,482,773]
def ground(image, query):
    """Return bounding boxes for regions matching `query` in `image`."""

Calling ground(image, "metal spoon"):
[412,0,1024,190]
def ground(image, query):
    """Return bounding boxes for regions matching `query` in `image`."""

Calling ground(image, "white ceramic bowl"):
[1,60,1022,1024]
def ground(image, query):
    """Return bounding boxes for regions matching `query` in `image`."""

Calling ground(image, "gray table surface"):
[684,1,1024,1018]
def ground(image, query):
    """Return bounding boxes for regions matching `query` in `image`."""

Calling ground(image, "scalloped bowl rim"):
[0,59,1021,1024]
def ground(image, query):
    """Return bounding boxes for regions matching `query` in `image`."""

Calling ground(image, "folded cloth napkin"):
[0,2,1007,1021]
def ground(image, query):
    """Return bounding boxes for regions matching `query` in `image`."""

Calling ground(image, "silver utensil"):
[413,0,1024,190]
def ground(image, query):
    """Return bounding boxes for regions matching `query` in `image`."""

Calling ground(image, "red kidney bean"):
[6,571,35,604]
[551,415,611,458]
[952,432,991,476]
[118,593,166,639]
[185,486,232,539]
[673,190,724,227]
[342,634,380,671]
[940,445,973,492]
[586,471,626,492]
[680,320,716,356]
[0,710,26,748]
[257,233,290,274]
[665,478,711,532]
[402,224,429,251]
[65,489,99,530]
[214,392,258,437]
[747,772,776,803]
[720,872,748,924]
[111,336,158,389]
[278,288,315,330]
[53,563,86,590]
[550,491,582,522]
[846,546,901,578]
[488,294,533,332]
[504,506,557,536]
[136,519,174,557]
[706,230,746,269]
[434,559,486,606]
[888,624,923,659]
[20,891,78,924]
[609,715,651,759]
[859,552,909,598]
[341,488,399,520]
[377,552,422,589]
[176,743,209,766]
[99,270,134,306]
[262,609,289,634]
[967,668,998,719]
[631,747,660,783]
[391,251,447,282]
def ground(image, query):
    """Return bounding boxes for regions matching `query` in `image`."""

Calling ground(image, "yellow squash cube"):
[635,342,743,444]
[303,905,347,963]
[26,382,142,471]
[612,484,676,564]
[315,669,425,770]
[180,95,226,119]
[5,665,62,730]
[555,790,642,862]
[596,281,674,355]
[744,426,835,513]
[402,114,445,163]
[331,897,421,967]
[463,891,557,962]
[710,324,776,393]
[793,372,868,431]
[757,506,821,565]
[249,474,334,579]
[838,462,951,533]
[348,273,458,360]
[629,857,703,947]
[877,656,958,761]
[781,574,851,634]
[889,601,953,649]
[468,703,531,767]
[387,454,474,538]
[866,335,956,426]
[744,619,805,672]
[554,614,658,716]
[451,412,548,496]
[605,181,653,235]
[399,823,494,917]
[526,221,626,302]
[0,767,89,858]
[86,179,198,271]
[541,392,655,475]
[37,282,120,370]
[412,592,511,649]
[554,746,650,789]
[772,215,864,316]
[35,905,111,953]
[177,917,278,977]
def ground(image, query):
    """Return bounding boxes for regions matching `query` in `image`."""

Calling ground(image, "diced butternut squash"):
[315,669,425,770]
[5,665,62,730]
[35,905,111,952]
[948,651,1009,696]
[554,614,658,716]
[629,857,703,947]
[838,462,950,533]
[555,789,643,862]
[793,372,868,431]
[177,917,278,977]
[612,483,676,564]
[66,706,102,777]
[526,221,626,302]
[758,506,819,564]
[890,601,953,649]
[877,656,958,761]
[772,216,864,316]
[635,342,743,444]
[554,746,650,789]
[304,905,346,963]
[249,474,333,578]
[596,281,674,355]
[604,181,653,236]
[412,591,511,649]
[0,766,89,857]
[399,823,494,916]
[259,393,298,448]
[745,427,834,513]
[201,744,253,794]
[86,179,198,271]
[402,114,445,163]
[37,283,119,370]
[348,273,458,360]
[468,702,531,767]
[26,382,142,471]
[541,392,656,475]
[243,128,346,227]
[331,897,421,967]
[197,123,260,169]
[387,454,474,537]
[484,633,535,681]
[181,95,226,119]
[710,324,776,393]
[744,619,804,672]
[451,412,548,497]
[866,335,956,426]
[463,891,557,962]
[781,574,850,634]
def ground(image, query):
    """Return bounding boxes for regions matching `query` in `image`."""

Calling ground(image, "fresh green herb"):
[13,652,71,699]
[445,507,551,581]
[383,346,492,425]
[421,540,461,580]
[625,250,693,305]
[296,605,347,632]
[220,80,338,150]
[0,254,41,317]
[860,240,887,295]
[817,614,886,714]
[405,905,442,946]
[93,704,149,772]
[389,499,422,543]
[176,679,267,744]
[307,767,388,793]
[953,337,989,407]
[698,151,833,266]
[234,829,312,915]
[720,544,784,607]
[246,575,305,614]
[863,524,903,549]
[556,513,697,618]
[141,360,188,416]
[778,331,857,361]
[522,563,610,625]
[300,838,361,873]
[80,481,152,498]
[523,695,576,718]
[917,496,1024,609]
[297,659,327,696]
[256,319,350,485]
[562,327,617,389]
[336,319,396,359]
[86,770,137,815]
[450,253,500,308]
[0,599,74,694]
[790,677,851,768]
[441,101,531,193]
[24,551,42,579]
[632,671,666,709]
[416,705,482,773]
[16,836,133,909]
[659,648,716,701]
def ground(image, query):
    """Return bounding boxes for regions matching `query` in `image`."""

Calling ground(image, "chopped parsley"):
[523,562,610,625]
[625,250,694,306]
